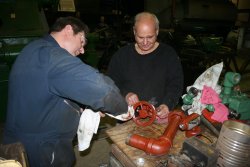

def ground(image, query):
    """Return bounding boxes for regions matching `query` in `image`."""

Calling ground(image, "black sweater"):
[107,43,184,110]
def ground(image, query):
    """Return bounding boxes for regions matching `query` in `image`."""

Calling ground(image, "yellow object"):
[0,160,22,167]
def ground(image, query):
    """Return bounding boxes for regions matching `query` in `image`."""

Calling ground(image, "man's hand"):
[125,92,139,106]
[105,105,134,121]
[81,108,105,118]
[156,104,169,117]
[155,104,170,124]
[99,112,106,117]
[121,105,134,120]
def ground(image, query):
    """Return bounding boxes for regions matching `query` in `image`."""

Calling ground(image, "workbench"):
[106,120,218,167]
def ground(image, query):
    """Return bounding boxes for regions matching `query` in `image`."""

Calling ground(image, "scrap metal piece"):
[200,113,220,137]
[181,136,218,167]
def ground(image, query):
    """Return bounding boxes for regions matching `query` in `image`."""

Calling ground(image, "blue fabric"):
[3,35,127,166]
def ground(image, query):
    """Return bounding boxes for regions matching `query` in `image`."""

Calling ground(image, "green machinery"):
[0,0,50,121]
[219,72,250,120]
[183,72,250,120]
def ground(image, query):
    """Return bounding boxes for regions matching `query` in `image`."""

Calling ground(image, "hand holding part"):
[155,104,169,124]
[121,105,135,120]
[99,112,106,117]
[106,105,134,121]
[125,92,139,106]
[156,104,169,117]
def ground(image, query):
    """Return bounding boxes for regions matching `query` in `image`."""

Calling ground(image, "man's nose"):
[79,47,85,54]
[143,38,148,44]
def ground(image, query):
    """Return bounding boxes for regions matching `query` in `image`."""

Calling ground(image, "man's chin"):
[141,45,154,50]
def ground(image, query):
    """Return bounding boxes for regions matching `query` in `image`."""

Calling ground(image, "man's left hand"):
[155,104,169,124]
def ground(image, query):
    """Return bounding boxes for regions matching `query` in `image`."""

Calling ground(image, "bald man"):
[108,12,184,123]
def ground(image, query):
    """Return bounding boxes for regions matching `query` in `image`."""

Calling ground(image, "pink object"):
[155,114,168,124]
[211,103,229,123]
[201,85,221,104]
[200,85,228,123]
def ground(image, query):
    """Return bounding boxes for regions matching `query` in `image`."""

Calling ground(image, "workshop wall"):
[232,0,250,25]
[73,0,143,31]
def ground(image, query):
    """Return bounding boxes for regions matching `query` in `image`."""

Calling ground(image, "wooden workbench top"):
[106,120,217,167]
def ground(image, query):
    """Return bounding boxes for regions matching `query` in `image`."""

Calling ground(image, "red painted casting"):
[126,111,185,156]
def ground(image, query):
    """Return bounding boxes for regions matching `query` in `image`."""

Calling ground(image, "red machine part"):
[185,126,201,138]
[132,101,157,127]
[179,113,202,137]
[179,113,200,130]
[126,111,185,156]
[202,109,219,124]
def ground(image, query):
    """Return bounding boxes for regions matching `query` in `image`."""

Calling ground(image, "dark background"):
[1,0,250,121]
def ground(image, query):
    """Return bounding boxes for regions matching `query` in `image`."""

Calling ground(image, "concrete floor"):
[74,117,116,167]
[74,136,112,167]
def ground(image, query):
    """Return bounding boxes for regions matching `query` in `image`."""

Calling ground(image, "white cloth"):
[182,62,223,115]
[77,106,134,151]
[77,109,100,151]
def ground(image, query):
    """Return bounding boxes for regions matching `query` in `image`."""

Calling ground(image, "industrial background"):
[0,0,250,167]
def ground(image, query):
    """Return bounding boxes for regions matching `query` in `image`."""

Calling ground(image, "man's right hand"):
[105,105,134,121]
[125,92,139,106]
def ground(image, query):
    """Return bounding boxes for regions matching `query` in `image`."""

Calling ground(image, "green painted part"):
[0,0,48,66]
[220,72,250,120]
[223,72,241,89]
[0,0,49,122]
[0,0,48,37]
[227,95,250,120]
[183,72,250,120]
[206,104,214,112]
[182,93,194,105]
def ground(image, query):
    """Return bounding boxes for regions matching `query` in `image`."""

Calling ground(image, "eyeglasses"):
[79,33,87,46]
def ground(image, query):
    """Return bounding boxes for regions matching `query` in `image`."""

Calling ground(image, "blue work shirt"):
[3,35,127,166]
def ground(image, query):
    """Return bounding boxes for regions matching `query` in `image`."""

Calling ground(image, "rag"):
[182,62,223,115]
[77,106,134,151]
[77,109,100,151]
[201,85,229,122]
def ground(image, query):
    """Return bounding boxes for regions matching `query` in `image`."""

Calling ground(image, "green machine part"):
[0,0,49,65]
[182,87,200,105]
[227,95,250,120]
[182,71,250,120]
[0,0,50,122]
[220,72,250,120]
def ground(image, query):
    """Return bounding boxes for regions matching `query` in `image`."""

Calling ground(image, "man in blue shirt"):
[3,16,129,166]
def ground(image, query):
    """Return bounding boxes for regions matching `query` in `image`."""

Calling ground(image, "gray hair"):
[134,12,159,30]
